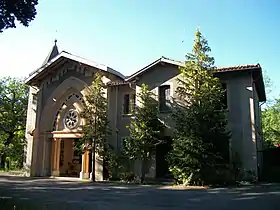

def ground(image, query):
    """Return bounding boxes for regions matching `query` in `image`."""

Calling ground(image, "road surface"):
[0,176,279,210]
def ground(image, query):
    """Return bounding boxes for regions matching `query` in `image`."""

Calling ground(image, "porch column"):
[52,138,61,176]
[90,153,103,181]
[80,151,89,179]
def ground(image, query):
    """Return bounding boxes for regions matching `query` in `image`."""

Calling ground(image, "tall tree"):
[124,84,164,183]
[80,72,110,181]
[0,77,28,169]
[168,29,231,185]
[261,98,280,148]
[0,0,38,32]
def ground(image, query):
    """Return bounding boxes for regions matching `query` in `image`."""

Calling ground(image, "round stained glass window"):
[64,109,79,129]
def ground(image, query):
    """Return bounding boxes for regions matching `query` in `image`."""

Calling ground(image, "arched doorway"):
[49,92,90,179]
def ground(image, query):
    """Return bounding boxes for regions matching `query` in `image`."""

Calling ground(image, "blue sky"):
[0,0,279,99]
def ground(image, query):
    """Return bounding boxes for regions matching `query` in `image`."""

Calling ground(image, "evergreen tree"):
[80,72,110,181]
[124,84,163,183]
[168,29,231,186]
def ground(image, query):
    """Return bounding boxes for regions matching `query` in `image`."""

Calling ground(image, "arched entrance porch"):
[51,132,90,179]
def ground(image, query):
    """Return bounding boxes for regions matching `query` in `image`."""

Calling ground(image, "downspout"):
[250,72,258,180]
[115,86,119,152]
[258,101,266,181]
[252,72,266,181]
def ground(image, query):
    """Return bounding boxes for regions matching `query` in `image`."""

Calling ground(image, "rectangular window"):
[32,93,37,105]
[130,94,136,113]
[123,94,136,114]
[159,85,171,112]
[123,94,130,114]
[221,83,228,109]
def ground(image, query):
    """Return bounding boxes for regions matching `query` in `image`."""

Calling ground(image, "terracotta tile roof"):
[107,80,129,86]
[216,64,261,72]
[107,57,262,87]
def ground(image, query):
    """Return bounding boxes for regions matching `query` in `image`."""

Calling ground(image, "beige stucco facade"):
[24,43,266,180]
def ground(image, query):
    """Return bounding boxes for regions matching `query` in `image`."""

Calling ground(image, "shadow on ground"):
[0,176,279,210]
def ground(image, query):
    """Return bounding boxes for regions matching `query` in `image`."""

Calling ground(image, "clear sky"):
[0,0,279,99]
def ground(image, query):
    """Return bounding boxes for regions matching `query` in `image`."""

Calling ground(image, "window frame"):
[158,85,171,113]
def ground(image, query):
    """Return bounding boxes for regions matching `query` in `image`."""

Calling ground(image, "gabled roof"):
[216,64,261,72]
[107,56,266,102]
[125,56,182,81]
[26,51,125,85]
[125,56,262,81]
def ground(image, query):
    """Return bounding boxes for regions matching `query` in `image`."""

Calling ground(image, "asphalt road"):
[0,176,279,210]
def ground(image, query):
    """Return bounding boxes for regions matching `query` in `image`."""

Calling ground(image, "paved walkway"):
[0,176,279,210]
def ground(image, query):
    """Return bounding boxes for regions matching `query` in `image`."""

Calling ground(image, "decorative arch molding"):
[40,76,90,132]
[52,92,85,131]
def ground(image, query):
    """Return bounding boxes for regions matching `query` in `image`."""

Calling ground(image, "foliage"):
[0,77,28,169]
[262,69,274,105]
[168,29,231,186]
[123,84,164,183]
[108,150,135,182]
[262,98,280,148]
[80,72,111,180]
[0,0,38,32]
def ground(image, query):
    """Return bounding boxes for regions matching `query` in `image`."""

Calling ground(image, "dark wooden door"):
[156,136,172,178]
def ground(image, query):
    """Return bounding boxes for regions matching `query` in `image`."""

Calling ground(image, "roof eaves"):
[25,52,65,84]
[26,52,125,85]
[125,57,169,81]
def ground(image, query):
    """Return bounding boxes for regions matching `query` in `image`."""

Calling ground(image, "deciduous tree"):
[0,0,38,32]
[80,72,110,181]
[124,84,164,183]
[0,77,28,169]
[262,98,280,148]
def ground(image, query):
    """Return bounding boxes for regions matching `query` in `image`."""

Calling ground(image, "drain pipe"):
[115,86,119,152]
[252,72,266,181]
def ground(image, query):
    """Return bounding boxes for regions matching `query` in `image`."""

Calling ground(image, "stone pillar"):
[41,135,46,176]
[52,138,61,176]
[95,153,103,181]
[89,152,103,181]
[146,155,156,178]
[80,151,89,179]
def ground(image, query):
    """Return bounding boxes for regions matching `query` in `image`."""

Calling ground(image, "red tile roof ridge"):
[216,63,261,70]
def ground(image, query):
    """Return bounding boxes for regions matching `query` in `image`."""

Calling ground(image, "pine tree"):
[168,29,231,186]
[124,84,164,183]
[80,72,110,182]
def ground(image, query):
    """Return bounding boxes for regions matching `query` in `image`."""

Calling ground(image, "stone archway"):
[36,76,90,178]
[30,75,104,180]
[49,91,90,179]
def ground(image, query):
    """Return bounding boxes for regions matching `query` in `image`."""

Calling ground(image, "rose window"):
[64,109,79,129]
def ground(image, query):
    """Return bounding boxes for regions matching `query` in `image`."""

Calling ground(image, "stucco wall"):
[25,59,119,177]
[225,71,259,176]
[24,86,39,176]
[108,84,134,151]
[111,64,262,179]
[26,58,263,179]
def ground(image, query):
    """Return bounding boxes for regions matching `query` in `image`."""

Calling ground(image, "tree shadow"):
[0,176,279,209]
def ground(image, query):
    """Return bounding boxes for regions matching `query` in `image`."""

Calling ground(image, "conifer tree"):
[124,84,163,183]
[168,30,231,185]
[81,72,110,181]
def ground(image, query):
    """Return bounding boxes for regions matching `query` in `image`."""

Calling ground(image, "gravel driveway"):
[0,176,279,210]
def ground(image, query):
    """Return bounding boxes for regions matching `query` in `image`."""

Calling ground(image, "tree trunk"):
[140,159,148,184]
[91,139,96,182]
[7,159,10,170]
[0,154,6,170]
